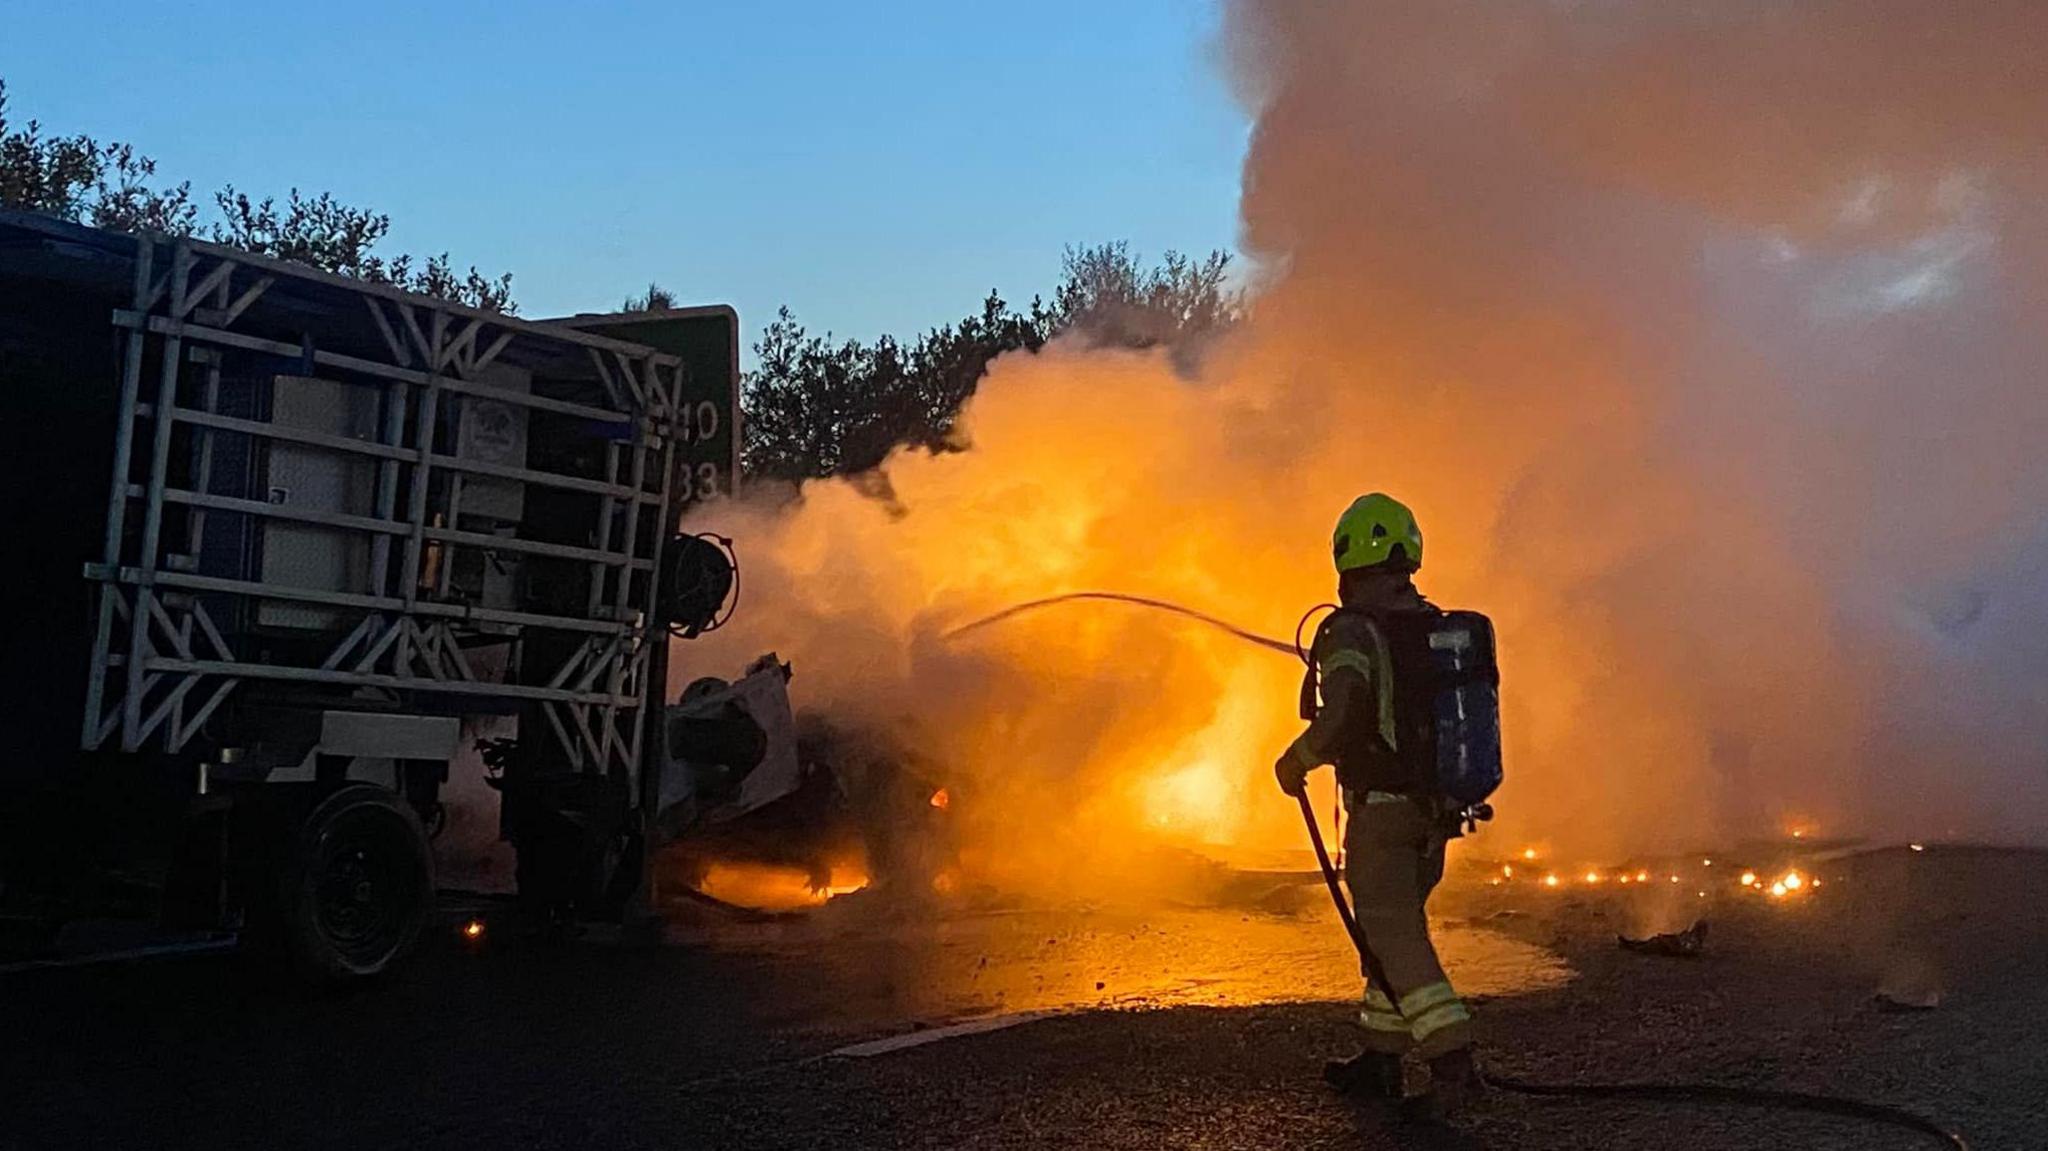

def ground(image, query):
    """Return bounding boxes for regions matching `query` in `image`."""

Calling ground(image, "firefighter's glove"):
[1274,748,1311,798]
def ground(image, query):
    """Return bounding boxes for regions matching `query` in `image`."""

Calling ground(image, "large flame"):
[681,1,2048,899]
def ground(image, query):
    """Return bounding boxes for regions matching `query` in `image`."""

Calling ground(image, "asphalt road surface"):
[4,845,2042,1150]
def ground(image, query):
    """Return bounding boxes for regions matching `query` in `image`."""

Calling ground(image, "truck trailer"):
[0,208,738,978]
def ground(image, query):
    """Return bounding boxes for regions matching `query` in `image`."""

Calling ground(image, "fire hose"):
[944,592,1298,655]
[1297,794,1970,1150]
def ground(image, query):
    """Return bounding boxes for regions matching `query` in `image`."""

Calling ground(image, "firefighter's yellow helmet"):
[1333,493,1423,573]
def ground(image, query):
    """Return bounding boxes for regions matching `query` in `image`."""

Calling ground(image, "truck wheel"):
[283,785,433,981]
[594,828,645,919]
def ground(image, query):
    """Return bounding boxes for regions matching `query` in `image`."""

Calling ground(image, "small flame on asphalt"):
[1478,849,1826,907]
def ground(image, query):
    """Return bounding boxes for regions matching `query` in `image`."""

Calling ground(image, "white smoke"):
[680,1,2048,884]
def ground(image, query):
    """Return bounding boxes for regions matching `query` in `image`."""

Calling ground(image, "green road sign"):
[549,305,740,506]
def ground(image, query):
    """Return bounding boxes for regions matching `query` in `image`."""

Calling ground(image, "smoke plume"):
[683,1,2048,891]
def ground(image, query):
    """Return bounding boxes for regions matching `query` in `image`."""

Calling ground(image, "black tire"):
[594,827,645,920]
[282,785,433,982]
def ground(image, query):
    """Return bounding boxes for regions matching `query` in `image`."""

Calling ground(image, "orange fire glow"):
[696,861,870,912]
[930,788,951,810]
[1143,758,1241,842]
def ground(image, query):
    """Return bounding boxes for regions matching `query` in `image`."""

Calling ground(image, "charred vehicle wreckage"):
[653,658,958,916]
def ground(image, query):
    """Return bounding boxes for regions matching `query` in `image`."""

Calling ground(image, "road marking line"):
[829,1010,1063,1057]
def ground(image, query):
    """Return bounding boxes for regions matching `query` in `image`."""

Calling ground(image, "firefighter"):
[1274,492,1482,1116]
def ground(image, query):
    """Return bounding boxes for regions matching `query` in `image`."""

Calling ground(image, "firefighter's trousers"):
[1342,791,1475,1058]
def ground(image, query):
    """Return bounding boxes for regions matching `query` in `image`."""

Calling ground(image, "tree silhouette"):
[211,185,513,312]
[740,244,1239,483]
[621,282,679,312]
[1053,241,1239,353]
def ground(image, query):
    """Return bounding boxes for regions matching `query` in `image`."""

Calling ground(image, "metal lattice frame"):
[80,234,686,789]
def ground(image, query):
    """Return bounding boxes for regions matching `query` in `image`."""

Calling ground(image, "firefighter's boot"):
[1418,1047,1485,1120]
[1323,1051,1403,1099]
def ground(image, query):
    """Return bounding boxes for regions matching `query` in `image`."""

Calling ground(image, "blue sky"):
[3,1,1246,342]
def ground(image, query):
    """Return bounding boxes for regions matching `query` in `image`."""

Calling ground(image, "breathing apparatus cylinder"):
[1300,605,1503,812]
[1414,610,1503,807]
